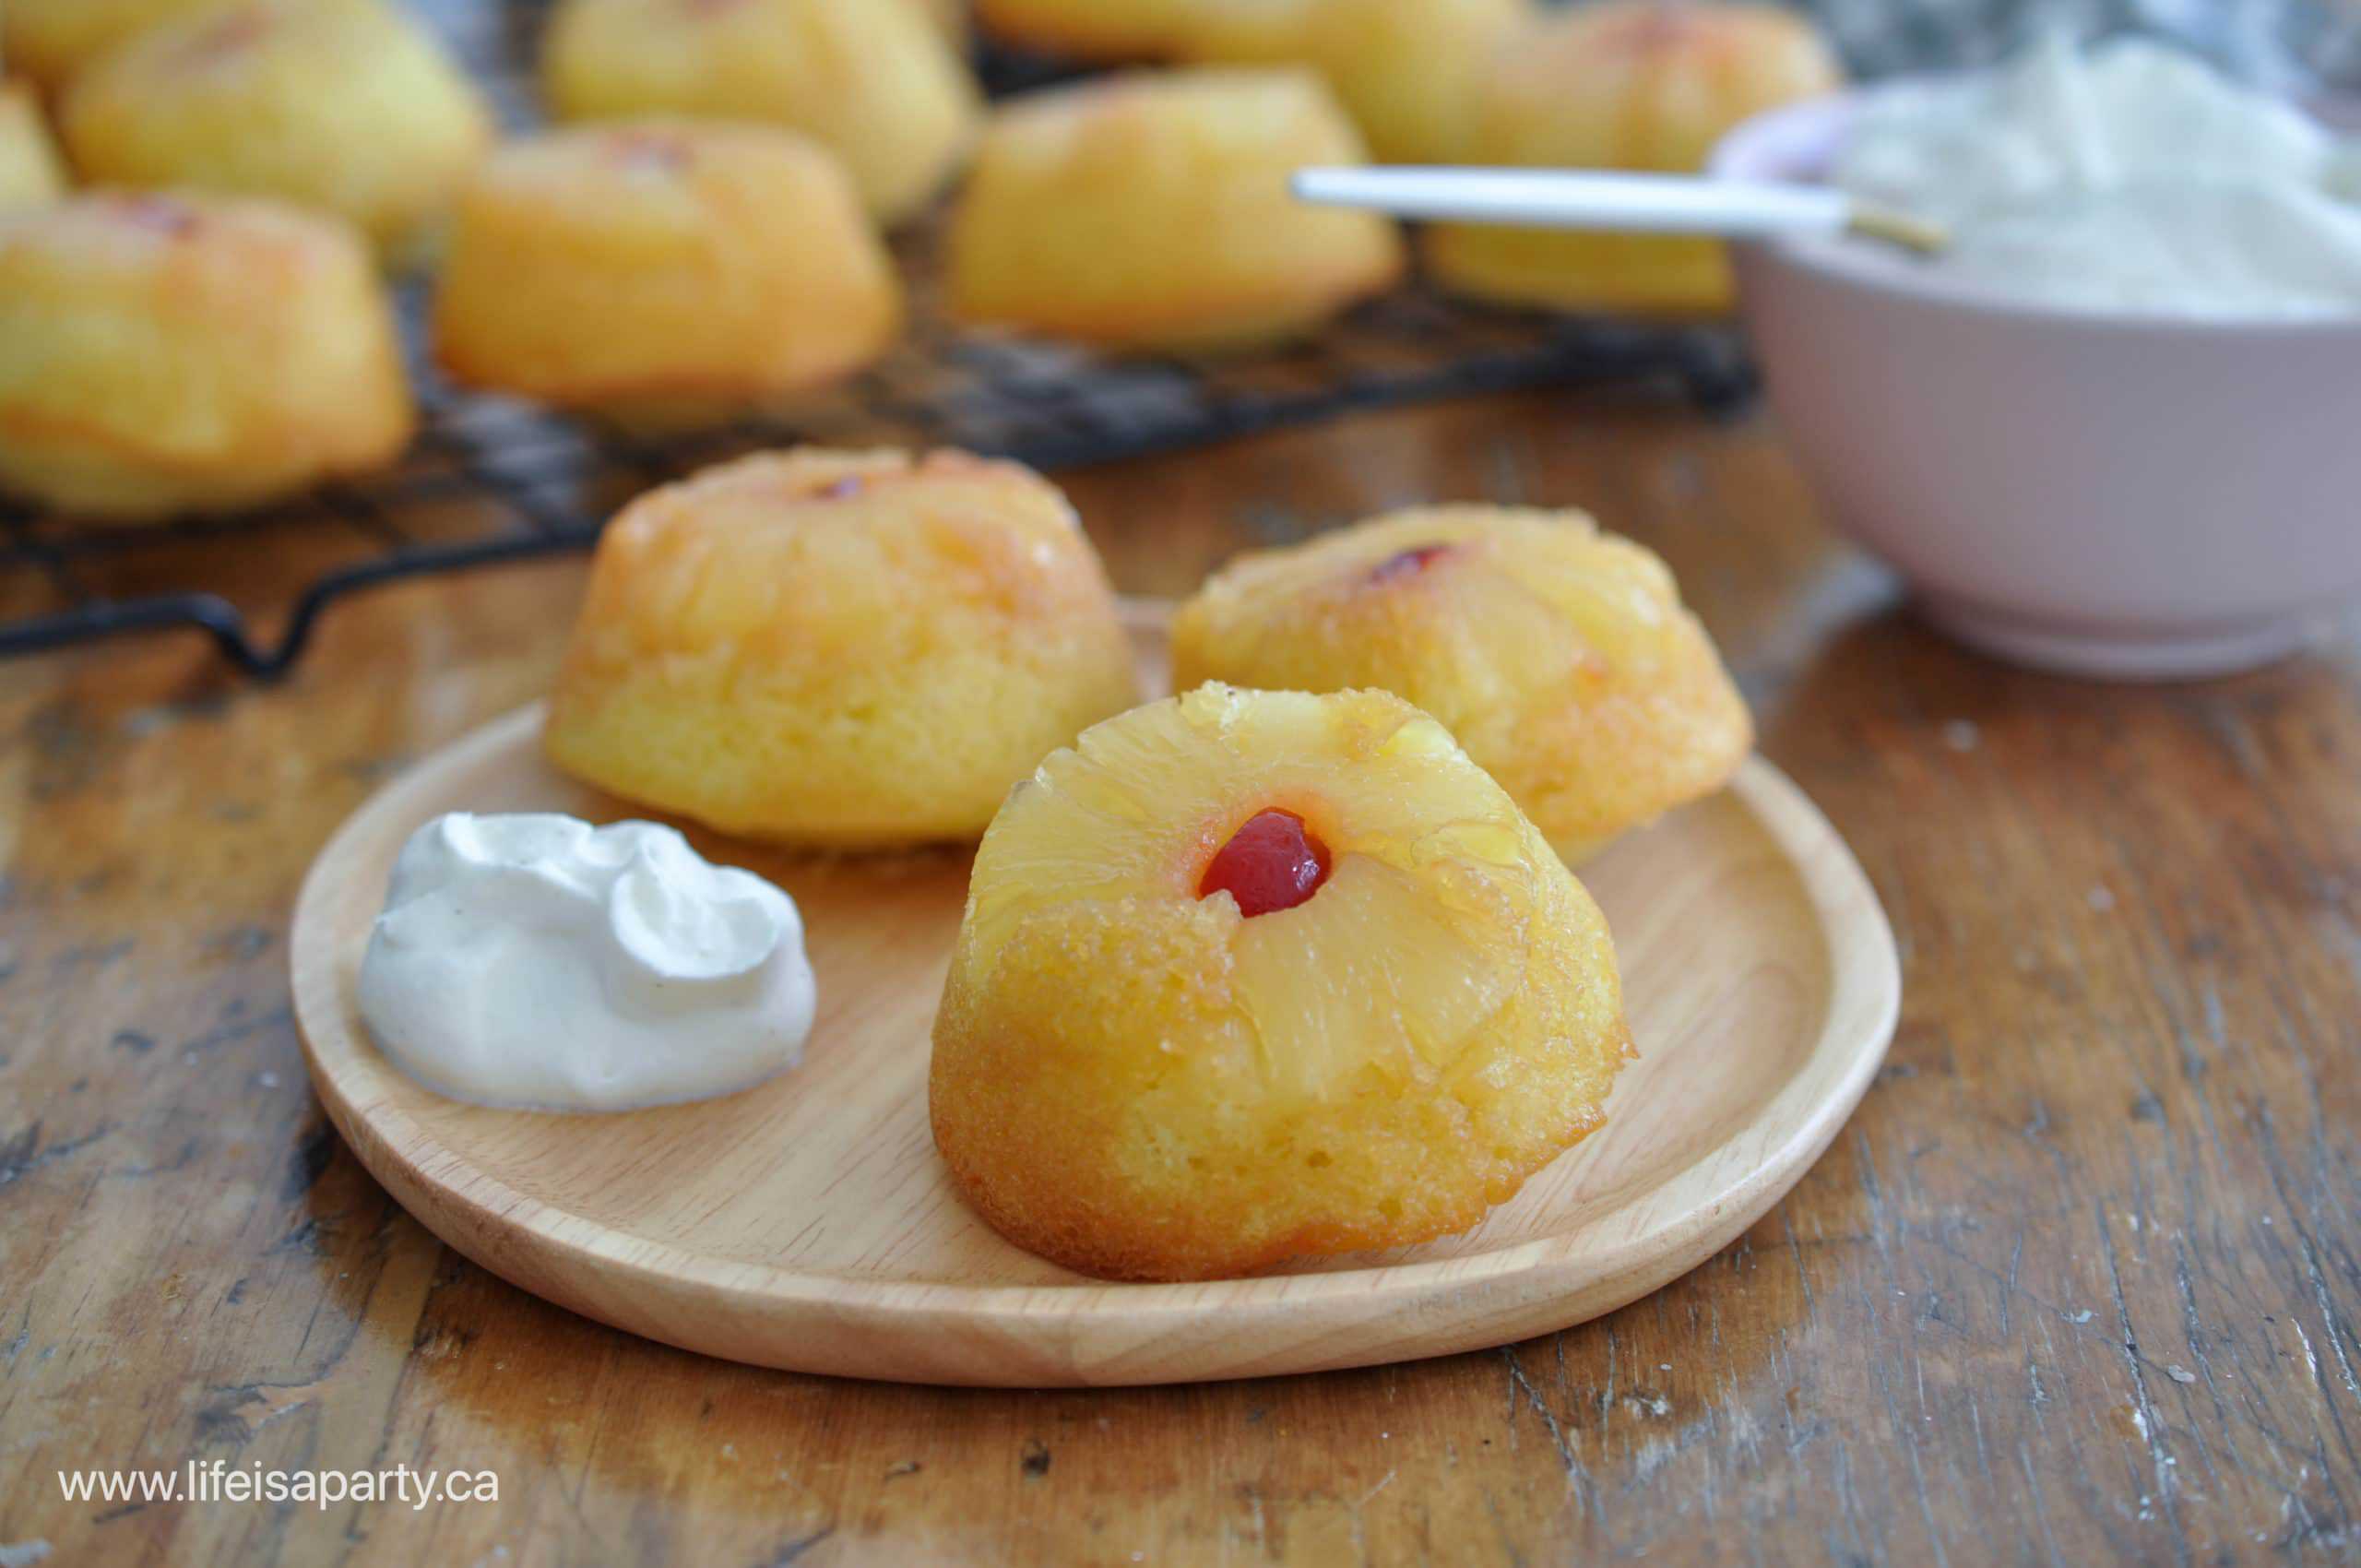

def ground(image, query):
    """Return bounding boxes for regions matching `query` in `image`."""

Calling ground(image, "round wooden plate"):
[291,605,1898,1387]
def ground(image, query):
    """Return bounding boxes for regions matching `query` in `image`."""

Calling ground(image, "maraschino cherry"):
[1199,809,1331,917]
[1368,543,1452,585]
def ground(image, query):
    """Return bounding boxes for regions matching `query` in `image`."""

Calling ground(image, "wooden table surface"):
[3,390,2357,1566]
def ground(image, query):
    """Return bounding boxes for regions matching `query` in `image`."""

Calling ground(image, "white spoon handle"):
[1293,166,1872,242]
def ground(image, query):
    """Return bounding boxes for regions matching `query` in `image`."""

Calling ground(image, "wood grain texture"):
[287,604,1896,1384]
[3,393,2359,1563]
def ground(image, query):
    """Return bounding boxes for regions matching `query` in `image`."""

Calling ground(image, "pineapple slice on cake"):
[930,683,1631,1282]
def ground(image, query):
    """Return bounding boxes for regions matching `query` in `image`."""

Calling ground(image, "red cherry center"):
[111,196,199,239]
[1596,2,1706,55]
[1368,543,1453,585]
[1199,809,1331,918]
[606,129,692,173]
[180,8,268,65]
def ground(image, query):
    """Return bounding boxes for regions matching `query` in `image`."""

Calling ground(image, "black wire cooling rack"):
[0,2,1753,679]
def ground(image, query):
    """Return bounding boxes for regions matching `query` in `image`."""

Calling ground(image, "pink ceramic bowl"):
[1709,91,2361,679]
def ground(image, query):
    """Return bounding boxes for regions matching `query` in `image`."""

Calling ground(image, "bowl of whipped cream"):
[1710,33,2361,678]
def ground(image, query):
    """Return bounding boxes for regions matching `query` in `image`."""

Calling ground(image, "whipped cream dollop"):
[357,814,815,1112]
[1830,34,2361,318]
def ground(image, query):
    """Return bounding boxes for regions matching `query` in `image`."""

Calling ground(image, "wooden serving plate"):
[291,606,1898,1386]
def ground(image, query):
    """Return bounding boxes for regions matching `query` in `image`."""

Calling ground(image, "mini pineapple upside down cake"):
[929,683,1632,1282]
[1171,505,1753,862]
[544,447,1139,848]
